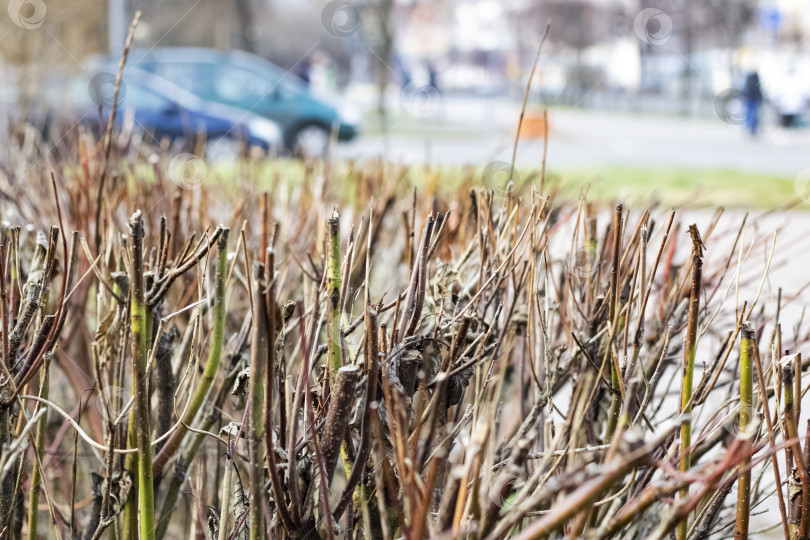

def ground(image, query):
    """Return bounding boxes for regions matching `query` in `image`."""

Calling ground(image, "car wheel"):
[292,124,330,158]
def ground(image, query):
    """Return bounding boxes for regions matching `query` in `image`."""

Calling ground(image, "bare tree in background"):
[0,0,105,107]
[353,0,395,124]
[376,0,394,115]
[639,0,757,115]
[544,1,601,101]
[234,0,256,53]
[523,0,626,104]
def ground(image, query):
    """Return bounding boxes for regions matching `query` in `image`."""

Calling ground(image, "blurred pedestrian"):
[428,61,439,93]
[742,71,763,136]
[394,54,412,88]
[296,57,312,87]
[309,50,338,93]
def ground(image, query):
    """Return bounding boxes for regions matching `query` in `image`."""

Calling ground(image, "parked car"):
[123,47,360,156]
[46,69,283,155]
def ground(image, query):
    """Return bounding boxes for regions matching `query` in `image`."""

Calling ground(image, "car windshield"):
[215,64,271,104]
[233,55,309,96]
[148,61,216,101]
[139,53,308,106]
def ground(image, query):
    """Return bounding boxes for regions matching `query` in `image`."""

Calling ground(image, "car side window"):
[124,85,174,111]
[154,62,216,100]
[215,65,270,105]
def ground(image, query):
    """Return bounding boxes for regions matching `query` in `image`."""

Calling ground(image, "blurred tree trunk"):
[234,0,255,53]
[377,0,394,115]
[680,1,693,116]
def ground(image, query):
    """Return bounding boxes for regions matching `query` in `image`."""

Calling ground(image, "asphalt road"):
[335,100,810,177]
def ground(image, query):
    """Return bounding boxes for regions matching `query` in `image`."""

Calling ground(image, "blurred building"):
[3,0,810,116]
[384,0,810,115]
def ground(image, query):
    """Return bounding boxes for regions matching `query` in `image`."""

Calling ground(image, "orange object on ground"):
[520,112,549,139]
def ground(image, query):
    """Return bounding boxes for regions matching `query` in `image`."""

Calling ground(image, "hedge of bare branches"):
[0,121,806,540]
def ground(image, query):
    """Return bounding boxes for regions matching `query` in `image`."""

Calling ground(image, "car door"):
[119,83,183,139]
[124,83,228,144]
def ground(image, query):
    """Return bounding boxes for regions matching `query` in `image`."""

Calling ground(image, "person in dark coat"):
[295,57,311,87]
[743,71,763,136]
[428,61,439,93]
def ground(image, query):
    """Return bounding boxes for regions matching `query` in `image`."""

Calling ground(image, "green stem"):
[327,209,343,377]
[217,455,234,540]
[326,210,358,492]
[604,204,622,443]
[129,211,156,540]
[121,409,138,540]
[26,363,49,540]
[248,264,267,540]
[783,361,801,540]
[782,359,810,540]
[677,224,703,540]
[734,323,753,539]
[152,228,230,478]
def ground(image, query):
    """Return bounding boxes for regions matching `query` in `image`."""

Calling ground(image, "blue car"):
[51,70,283,155]
[123,48,360,156]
